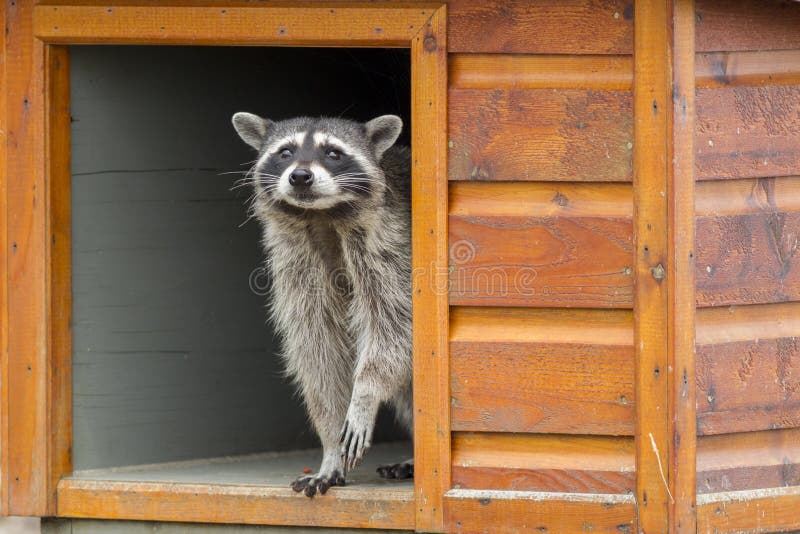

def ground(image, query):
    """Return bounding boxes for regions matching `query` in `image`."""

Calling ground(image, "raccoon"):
[231,113,413,497]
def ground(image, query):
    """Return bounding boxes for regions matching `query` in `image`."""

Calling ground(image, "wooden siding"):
[448,89,633,182]
[451,433,635,494]
[449,307,634,435]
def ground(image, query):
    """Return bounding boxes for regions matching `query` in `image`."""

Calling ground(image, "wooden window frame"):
[3,2,449,531]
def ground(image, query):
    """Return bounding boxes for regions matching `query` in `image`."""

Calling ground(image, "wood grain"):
[695,0,800,52]
[5,0,50,516]
[697,486,800,533]
[449,182,634,308]
[696,85,800,181]
[633,0,671,531]
[45,45,73,519]
[450,307,634,435]
[695,178,800,307]
[452,433,634,494]
[447,0,633,54]
[450,54,633,90]
[697,429,800,494]
[696,302,800,435]
[696,50,800,89]
[444,489,636,533]
[57,479,414,530]
[448,89,633,182]
[0,0,7,515]
[410,8,449,532]
[34,2,436,47]
[668,2,697,531]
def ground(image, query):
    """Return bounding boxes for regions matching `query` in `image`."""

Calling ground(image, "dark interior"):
[70,45,411,471]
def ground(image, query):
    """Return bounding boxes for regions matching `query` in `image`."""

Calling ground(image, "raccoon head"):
[231,113,402,211]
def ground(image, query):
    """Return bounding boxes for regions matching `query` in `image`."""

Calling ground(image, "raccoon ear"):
[232,112,273,151]
[365,115,403,160]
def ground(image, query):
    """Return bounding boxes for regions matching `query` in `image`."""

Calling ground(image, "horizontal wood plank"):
[452,433,634,494]
[697,429,800,494]
[449,89,633,182]
[697,486,800,534]
[449,182,634,308]
[696,302,800,435]
[450,54,633,90]
[447,0,633,54]
[695,0,800,52]
[450,307,634,435]
[696,85,800,181]
[444,489,636,533]
[33,3,436,46]
[695,177,800,307]
[57,479,414,530]
[696,50,800,89]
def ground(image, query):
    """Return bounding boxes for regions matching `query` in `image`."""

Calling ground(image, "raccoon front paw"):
[290,470,346,498]
[377,460,414,479]
[339,417,374,473]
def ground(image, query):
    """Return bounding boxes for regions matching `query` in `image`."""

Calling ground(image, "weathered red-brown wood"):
[667,2,697,531]
[447,0,633,54]
[448,182,633,308]
[695,0,800,53]
[448,89,633,182]
[633,0,671,530]
[696,85,800,181]
[697,486,800,533]
[450,54,634,91]
[697,429,800,494]
[452,433,635,494]
[696,302,800,435]
[444,489,636,534]
[696,50,800,89]
[695,177,800,307]
[450,307,634,435]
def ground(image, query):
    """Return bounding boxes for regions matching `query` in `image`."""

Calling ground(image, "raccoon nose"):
[289,168,314,187]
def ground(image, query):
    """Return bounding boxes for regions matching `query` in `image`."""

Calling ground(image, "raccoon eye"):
[279,148,293,159]
[326,149,342,161]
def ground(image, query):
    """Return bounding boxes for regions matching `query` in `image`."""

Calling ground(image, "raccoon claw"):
[377,461,414,480]
[290,470,346,498]
[339,419,372,473]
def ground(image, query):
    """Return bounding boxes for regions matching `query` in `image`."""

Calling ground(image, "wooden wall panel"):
[448,182,634,308]
[697,429,800,494]
[695,177,800,307]
[696,85,800,181]
[696,50,800,89]
[452,433,634,494]
[450,307,634,435]
[444,490,636,534]
[697,486,800,534]
[695,0,800,53]
[447,0,633,54]
[449,89,633,182]
[696,302,800,435]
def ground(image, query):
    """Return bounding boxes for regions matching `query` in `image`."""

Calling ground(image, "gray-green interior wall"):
[71,46,410,470]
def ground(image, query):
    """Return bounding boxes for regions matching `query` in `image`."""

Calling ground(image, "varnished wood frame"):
[3,2,449,530]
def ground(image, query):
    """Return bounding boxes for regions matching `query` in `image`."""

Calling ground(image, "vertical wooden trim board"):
[45,44,73,518]
[667,1,696,532]
[0,0,8,517]
[6,0,51,516]
[411,6,450,532]
[634,0,671,532]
